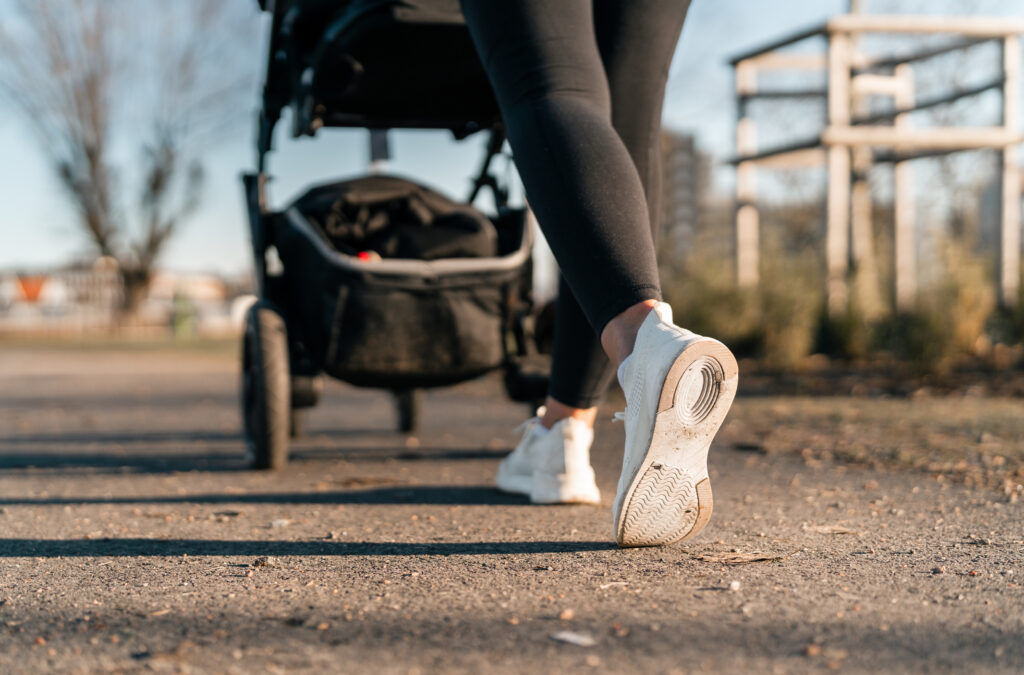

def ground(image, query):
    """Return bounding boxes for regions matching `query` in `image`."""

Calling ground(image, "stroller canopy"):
[257,0,500,145]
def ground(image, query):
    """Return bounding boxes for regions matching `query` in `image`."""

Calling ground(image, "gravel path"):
[1,347,1022,674]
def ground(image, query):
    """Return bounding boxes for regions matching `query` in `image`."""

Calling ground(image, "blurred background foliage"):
[661,205,1022,375]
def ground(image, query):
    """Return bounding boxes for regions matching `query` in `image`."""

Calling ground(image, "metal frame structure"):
[729,14,1024,314]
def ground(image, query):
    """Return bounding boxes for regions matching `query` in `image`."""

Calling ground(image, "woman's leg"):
[470,2,736,545]
[542,277,612,428]
[595,0,691,249]
[542,0,692,426]
[459,0,662,336]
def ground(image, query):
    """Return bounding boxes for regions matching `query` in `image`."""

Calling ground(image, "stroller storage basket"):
[273,176,531,389]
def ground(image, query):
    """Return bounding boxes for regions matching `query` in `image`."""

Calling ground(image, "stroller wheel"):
[241,302,291,470]
[394,389,420,434]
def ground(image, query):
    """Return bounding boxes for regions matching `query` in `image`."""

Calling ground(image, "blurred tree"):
[0,0,257,314]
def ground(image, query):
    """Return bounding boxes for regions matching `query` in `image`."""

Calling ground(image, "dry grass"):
[663,232,1012,375]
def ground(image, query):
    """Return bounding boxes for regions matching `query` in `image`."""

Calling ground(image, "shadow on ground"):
[0,538,614,557]
[0,485,532,507]
[0,428,383,448]
[0,443,509,473]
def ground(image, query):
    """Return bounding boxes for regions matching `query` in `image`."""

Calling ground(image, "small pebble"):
[550,631,596,647]
[728,580,741,592]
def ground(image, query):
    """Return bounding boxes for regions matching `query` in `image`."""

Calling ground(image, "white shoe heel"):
[614,304,738,547]
[531,466,601,505]
[497,415,601,505]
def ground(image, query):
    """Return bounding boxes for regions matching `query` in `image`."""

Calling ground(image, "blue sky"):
[1,0,1021,274]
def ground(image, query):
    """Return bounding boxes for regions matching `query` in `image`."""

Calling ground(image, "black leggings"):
[460,0,690,408]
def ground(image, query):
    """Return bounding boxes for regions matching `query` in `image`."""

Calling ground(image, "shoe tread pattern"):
[619,464,700,547]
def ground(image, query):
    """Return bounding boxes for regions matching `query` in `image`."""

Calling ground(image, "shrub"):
[872,238,994,373]
[936,238,995,356]
[661,231,1000,374]
[661,256,761,356]
[759,248,823,368]
[662,246,823,367]
[873,309,955,373]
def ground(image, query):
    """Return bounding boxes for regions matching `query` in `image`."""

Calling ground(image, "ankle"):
[600,300,658,366]
[540,396,597,430]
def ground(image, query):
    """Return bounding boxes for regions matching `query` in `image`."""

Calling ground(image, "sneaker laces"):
[513,416,541,435]
[513,406,547,435]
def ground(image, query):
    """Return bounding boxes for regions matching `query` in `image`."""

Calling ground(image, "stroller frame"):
[241,0,547,469]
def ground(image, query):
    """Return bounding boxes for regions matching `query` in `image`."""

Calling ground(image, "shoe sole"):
[531,470,601,505]
[496,472,601,505]
[495,463,532,496]
[616,339,738,548]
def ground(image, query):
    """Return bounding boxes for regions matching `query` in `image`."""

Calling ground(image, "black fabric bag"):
[294,175,498,260]
[273,175,530,388]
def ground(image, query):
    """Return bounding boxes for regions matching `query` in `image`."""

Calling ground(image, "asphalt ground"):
[1,346,1022,674]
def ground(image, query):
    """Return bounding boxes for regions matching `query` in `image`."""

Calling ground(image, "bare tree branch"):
[0,0,257,313]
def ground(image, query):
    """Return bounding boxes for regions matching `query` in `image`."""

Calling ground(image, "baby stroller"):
[242,0,548,469]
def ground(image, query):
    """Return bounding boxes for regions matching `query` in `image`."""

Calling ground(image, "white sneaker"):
[496,414,601,505]
[612,302,738,547]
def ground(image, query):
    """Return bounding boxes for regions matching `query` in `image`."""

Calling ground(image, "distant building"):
[62,257,123,308]
[659,130,711,265]
[8,273,71,310]
[0,274,16,309]
[149,271,227,304]
[0,258,254,336]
